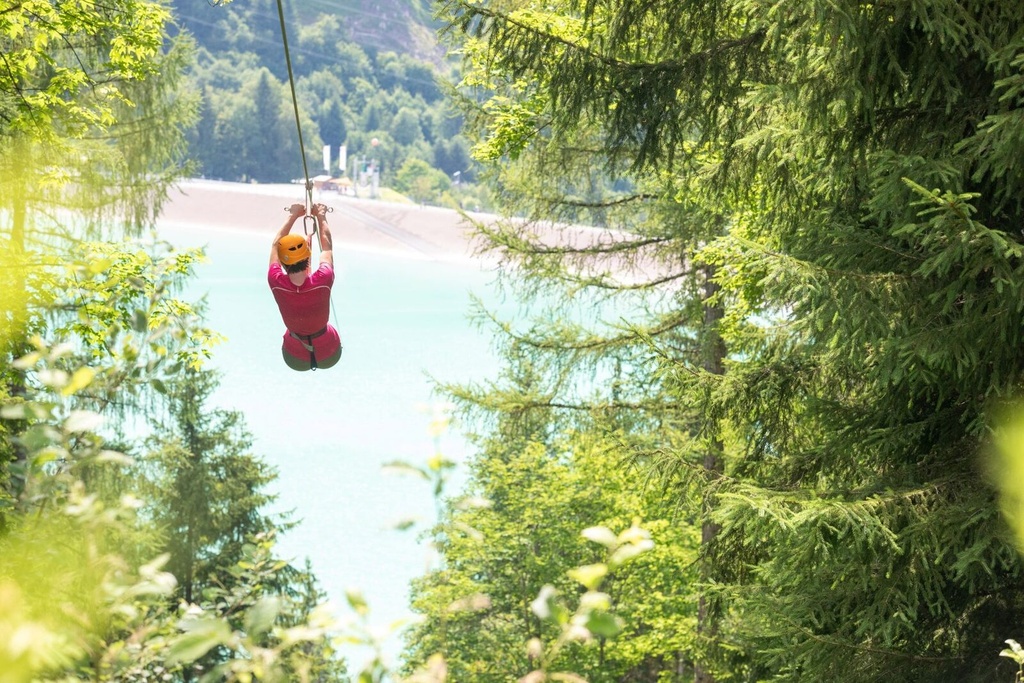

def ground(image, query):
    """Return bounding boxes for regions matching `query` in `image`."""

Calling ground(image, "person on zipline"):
[268,202,342,371]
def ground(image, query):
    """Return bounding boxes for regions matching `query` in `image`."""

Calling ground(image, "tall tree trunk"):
[6,139,29,351]
[3,142,31,503]
[182,377,199,605]
[695,264,725,683]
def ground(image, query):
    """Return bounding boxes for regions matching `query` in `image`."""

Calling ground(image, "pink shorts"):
[281,325,342,371]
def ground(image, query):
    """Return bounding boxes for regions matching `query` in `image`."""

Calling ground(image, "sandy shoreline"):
[158,179,490,263]
[158,179,665,285]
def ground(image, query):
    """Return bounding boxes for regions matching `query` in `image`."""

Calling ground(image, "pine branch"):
[479,305,690,352]
[546,193,660,209]
[457,3,766,74]
[779,613,964,663]
[478,222,675,256]
[570,269,692,291]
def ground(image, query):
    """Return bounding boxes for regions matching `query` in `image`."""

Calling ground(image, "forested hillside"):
[170,0,488,209]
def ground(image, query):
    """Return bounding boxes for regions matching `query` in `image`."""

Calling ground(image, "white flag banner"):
[322,145,331,173]
[338,144,347,177]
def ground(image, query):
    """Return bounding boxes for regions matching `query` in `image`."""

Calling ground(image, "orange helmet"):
[278,234,310,265]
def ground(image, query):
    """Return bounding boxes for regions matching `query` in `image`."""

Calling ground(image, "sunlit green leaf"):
[530,585,557,619]
[63,410,104,433]
[583,611,623,638]
[61,367,96,396]
[243,596,281,639]
[167,619,231,665]
[581,526,617,548]
[346,588,370,617]
[131,309,148,332]
[0,404,26,419]
[390,516,419,531]
[608,540,654,569]
[567,563,607,590]
[381,460,429,479]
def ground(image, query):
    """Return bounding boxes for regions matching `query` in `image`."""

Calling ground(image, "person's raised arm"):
[270,203,307,265]
[313,203,333,267]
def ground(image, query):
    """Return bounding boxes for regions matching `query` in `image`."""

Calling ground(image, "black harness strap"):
[288,326,328,371]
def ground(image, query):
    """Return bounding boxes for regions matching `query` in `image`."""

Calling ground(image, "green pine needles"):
[428,0,1024,681]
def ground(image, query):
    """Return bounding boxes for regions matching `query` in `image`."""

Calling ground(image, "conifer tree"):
[250,69,295,182]
[319,99,348,152]
[406,350,699,681]
[439,6,731,679]
[439,0,1024,680]
[141,368,277,604]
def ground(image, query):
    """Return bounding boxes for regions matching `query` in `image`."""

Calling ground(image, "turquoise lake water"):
[158,219,504,666]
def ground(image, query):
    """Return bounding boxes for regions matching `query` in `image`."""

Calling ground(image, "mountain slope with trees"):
[170,0,488,209]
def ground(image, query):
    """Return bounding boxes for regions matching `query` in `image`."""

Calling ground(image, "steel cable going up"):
[275,0,313,214]
[274,0,340,327]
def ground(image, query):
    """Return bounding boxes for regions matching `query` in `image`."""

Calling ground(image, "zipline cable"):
[275,0,341,339]
[275,0,313,214]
